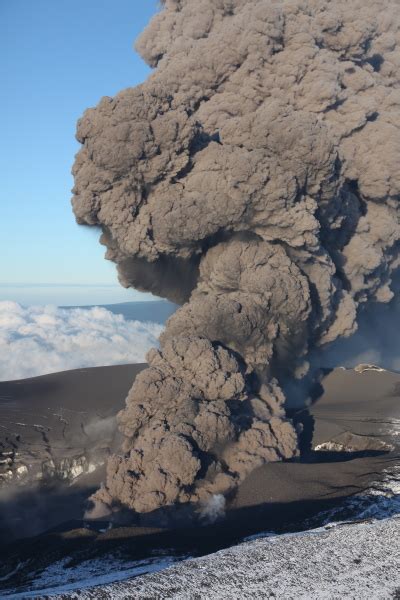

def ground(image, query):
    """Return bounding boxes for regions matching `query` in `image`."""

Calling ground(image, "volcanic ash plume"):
[72,0,400,514]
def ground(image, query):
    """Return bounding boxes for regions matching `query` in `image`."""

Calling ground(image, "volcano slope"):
[0,364,399,596]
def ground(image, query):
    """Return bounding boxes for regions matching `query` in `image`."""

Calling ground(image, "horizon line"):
[0,283,122,288]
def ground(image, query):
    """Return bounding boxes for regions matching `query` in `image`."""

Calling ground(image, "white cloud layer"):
[0,301,164,381]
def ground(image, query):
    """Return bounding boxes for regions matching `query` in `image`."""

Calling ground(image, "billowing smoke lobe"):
[72,0,400,516]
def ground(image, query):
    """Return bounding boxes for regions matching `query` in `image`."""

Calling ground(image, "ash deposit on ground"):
[71,0,400,516]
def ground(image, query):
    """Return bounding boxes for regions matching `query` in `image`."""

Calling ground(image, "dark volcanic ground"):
[0,365,399,596]
[0,364,145,540]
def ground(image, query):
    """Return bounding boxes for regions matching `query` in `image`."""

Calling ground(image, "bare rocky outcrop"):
[72,0,400,515]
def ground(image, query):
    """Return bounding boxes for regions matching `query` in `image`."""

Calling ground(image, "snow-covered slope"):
[63,516,400,600]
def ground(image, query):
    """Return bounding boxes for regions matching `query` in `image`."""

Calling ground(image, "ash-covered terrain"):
[0,364,144,540]
[0,364,399,597]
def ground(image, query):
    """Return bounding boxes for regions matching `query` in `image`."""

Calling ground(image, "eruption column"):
[72,0,400,514]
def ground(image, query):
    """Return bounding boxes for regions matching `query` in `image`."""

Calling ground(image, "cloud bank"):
[0,301,163,381]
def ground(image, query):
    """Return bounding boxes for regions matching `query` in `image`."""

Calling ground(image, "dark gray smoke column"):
[72,0,400,514]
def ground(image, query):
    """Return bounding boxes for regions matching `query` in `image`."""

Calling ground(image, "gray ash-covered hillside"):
[72,0,400,515]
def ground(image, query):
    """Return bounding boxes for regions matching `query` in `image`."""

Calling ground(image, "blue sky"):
[0,0,160,304]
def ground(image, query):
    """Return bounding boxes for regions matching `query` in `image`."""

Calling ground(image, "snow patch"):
[353,363,386,374]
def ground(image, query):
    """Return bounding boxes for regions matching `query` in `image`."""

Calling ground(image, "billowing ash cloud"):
[72,0,400,515]
[0,302,162,380]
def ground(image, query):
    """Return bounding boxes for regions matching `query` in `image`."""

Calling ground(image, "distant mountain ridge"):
[65,300,177,325]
